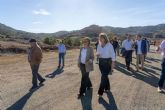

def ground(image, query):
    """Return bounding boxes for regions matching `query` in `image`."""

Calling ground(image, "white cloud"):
[33,9,51,15]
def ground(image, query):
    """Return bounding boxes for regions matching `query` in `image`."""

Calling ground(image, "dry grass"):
[0,48,165,110]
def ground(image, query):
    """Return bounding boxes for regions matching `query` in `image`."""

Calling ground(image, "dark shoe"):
[29,86,38,91]
[58,66,61,68]
[39,79,46,85]
[86,86,93,90]
[127,66,130,71]
[61,65,64,69]
[77,93,84,99]
[97,94,102,98]
[104,89,110,93]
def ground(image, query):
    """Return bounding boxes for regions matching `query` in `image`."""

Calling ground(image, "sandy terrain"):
[0,48,165,110]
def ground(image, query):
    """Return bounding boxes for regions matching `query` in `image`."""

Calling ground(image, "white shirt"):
[80,48,87,64]
[97,43,116,61]
[56,44,66,53]
[137,40,142,55]
[122,39,133,50]
[159,40,165,58]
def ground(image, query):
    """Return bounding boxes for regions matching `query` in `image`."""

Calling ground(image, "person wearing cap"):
[96,33,116,97]
[55,40,66,68]
[157,40,165,92]
[77,37,94,99]
[28,39,45,91]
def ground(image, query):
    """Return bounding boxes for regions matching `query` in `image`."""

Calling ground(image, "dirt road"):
[0,49,165,110]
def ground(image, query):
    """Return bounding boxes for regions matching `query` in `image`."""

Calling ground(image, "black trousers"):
[79,63,92,95]
[125,50,132,67]
[98,58,111,95]
[31,64,44,87]
[158,58,165,88]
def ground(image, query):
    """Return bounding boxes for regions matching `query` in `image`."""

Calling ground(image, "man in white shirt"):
[56,41,66,68]
[135,35,143,71]
[122,34,134,70]
[157,40,165,92]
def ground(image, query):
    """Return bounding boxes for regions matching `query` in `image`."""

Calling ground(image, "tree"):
[63,37,73,46]
[43,37,57,45]
[73,38,81,46]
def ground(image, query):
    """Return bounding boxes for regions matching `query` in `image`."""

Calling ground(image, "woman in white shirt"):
[77,37,94,99]
[97,33,116,97]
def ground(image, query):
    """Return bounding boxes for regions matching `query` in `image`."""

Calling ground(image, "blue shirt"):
[56,44,66,53]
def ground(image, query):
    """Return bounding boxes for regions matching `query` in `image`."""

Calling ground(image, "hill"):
[1,23,165,39]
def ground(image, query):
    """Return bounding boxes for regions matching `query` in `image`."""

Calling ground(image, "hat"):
[29,39,37,43]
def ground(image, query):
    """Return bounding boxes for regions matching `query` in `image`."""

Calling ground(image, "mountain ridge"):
[1,23,165,39]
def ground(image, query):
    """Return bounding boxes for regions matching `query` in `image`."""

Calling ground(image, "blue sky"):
[0,0,165,33]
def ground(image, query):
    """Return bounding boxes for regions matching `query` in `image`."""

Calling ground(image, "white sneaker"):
[157,87,162,93]
[96,61,99,64]
[97,94,102,98]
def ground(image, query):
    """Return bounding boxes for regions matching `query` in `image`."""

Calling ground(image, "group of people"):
[77,33,115,98]
[122,34,149,71]
[27,32,165,100]
[28,39,66,90]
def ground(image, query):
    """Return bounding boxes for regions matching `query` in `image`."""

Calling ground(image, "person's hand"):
[111,61,115,71]
[78,63,80,68]
[96,53,100,58]
[156,46,160,52]
[89,59,93,63]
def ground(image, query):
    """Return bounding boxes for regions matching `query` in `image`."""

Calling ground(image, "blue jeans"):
[59,53,65,67]
[158,58,165,88]
[31,64,44,87]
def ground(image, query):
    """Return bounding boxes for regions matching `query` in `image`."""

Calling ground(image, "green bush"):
[72,38,81,46]
[43,37,57,45]
[63,37,73,46]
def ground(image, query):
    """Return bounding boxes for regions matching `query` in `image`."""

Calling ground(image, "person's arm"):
[159,40,165,52]
[54,44,59,50]
[96,45,101,58]
[122,40,125,48]
[77,48,81,68]
[36,49,43,62]
[109,44,116,71]
[89,47,94,63]
[64,45,66,54]
[27,48,31,63]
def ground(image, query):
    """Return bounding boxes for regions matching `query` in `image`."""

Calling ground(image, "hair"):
[113,36,117,40]
[29,39,37,43]
[137,34,142,38]
[82,37,91,45]
[99,33,109,44]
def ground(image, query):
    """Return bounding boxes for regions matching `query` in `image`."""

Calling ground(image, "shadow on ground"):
[6,85,43,110]
[115,61,159,88]
[80,88,93,110]
[98,91,118,110]
[45,67,64,78]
